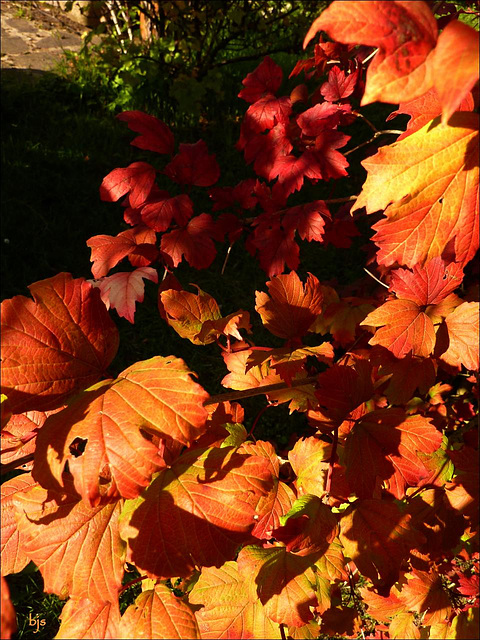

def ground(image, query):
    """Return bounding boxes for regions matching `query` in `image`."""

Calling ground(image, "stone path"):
[1,0,86,76]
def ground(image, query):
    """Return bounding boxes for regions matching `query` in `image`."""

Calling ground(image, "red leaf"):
[116,110,175,154]
[209,178,258,212]
[140,193,194,232]
[297,102,350,136]
[304,1,438,105]
[1,274,119,413]
[282,200,330,242]
[238,56,283,103]
[93,267,158,324]
[164,140,220,187]
[248,224,300,277]
[100,162,156,208]
[255,271,324,340]
[245,94,292,133]
[1,577,16,640]
[87,225,157,279]
[321,66,359,102]
[389,258,464,306]
[161,214,217,269]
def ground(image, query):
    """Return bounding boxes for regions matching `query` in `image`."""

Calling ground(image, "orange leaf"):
[14,479,125,602]
[56,598,121,639]
[358,585,406,623]
[339,499,425,594]
[431,20,480,124]
[1,472,37,576]
[161,286,221,344]
[1,273,119,414]
[189,561,282,639]
[119,446,273,579]
[304,1,438,105]
[1,576,17,640]
[439,301,479,371]
[34,356,209,506]
[388,611,420,639]
[237,545,319,627]
[361,299,436,358]
[397,569,452,625]
[119,583,200,639]
[353,112,479,268]
[255,271,323,339]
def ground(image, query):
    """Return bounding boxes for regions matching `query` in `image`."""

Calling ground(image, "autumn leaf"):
[255,271,323,340]
[160,286,221,345]
[388,612,420,639]
[140,193,194,232]
[248,224,300,277]
[353,112,479,269]
[119,446,273,579]
[34,356,209,505]
[1,273,119,414]
[321,66,359,102]
[237,545,319,627]
[93,267,158,324]
[14,479,125,602]
[100,162,156,208]
[389,258,464,306]
[339,498,425,594]
[238,56,283,103]
[55,598,121,640]
[116,111,175,155]
[1,472,37,576]
[370,348,436,405]
[161,213,217,269]
[358,585,406,623]
[189,561,282,639]
[119,583,200,640]
[1,408,62,469]
[245,94,292,133]
[343,409,442,499]
[1,576,16,640]
[437,301,479,371]
[87,225,157,279]
[430,20,480,124]
[164,140,220,187]
[397,569,452,625]
[304,1,438,105]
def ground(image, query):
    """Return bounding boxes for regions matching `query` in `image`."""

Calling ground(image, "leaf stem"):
[119,575,149,596]
[247,403,274,439]
[344,129,403,156]
[324,426,339,498]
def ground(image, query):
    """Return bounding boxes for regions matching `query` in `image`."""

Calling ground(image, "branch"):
[1,454,34,475]
[205,375,319,406]
[344,129,403,156]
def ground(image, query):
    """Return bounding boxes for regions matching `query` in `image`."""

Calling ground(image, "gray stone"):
[5,18,36,33]
[7,51,60,71]
[1,36,28,55]
[35,35,63,49]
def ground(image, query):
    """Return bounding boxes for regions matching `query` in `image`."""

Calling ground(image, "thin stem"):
[247,403,274,439]
[364,267,389,289]
[324,426,339,498]
[204,375,319,406]
[344,129,403,156]
[119,575,149,596]
[279,623,287,640]
[352,110,379,133]
[221,243,233,276]
[324,195,358,204]
[361,47,379,66]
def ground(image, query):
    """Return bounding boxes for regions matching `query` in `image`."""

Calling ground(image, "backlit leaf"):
[238,56,283,103]
[160,286,221,345]
[119,446,273,579]
[164,140,220,187]
[1,472,37,576]
[93,267,158,324]
[354,113,479,268]
[55,598,121,639]
[87,226,157,279]
[100,162,156,208]
[116,111,175,155]
[438,302,479,371]
[1,273,119,413]
[119,583,199,639]
[161,214,217,269]
[304,1,438,105]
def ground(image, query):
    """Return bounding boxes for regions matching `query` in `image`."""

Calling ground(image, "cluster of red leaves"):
[1,2,479,639]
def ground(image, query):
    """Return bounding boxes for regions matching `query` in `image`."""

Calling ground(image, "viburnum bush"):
[1,2,479,639]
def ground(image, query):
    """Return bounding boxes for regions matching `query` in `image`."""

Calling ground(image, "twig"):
[119,575,149,596]
[1,454,35,475]
[324,195,358,204]
[279,623,287,640]
[205,375,319,406]
[247,403,274,438]
[364,267,389,289]
[361,47,379,66]
[344,129,403,156]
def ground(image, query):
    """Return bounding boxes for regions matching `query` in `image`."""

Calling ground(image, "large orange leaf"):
[119,583,200,639]
[34,356,209,506]
[237,545,319,627]
[1,576,16,640]
[13,479,125,602]
[353,113,479,268]
[431,20,480,124]
[304,1,438,105]
[358,585,406,623]
[255,272,323,339]
[361,299,436,358]
[438,301,479,371]
[343,409,442,499]
[119,446,273,579]
[189,561,282,639]
[1,472,37,576]
[1,273,119,414]
[55,598,121,639]
[397,569,452,625]
[339,499,425,594]
[238,440,296,540]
